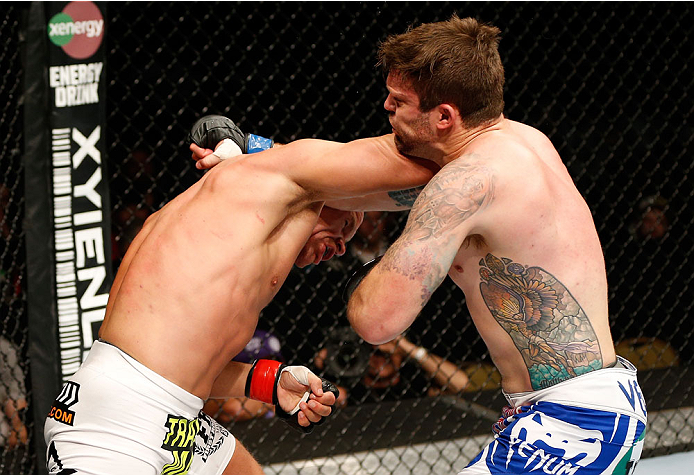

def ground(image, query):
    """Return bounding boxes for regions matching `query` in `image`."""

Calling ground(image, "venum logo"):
[48,381,80,426]
[47,1,104,60]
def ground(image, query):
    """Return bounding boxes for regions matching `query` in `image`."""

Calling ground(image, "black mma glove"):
[342,256,383,303]
[188,115,273,154]
[245,359,340,434]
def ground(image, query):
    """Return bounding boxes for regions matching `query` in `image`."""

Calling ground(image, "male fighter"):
[345,15,647,475]
[44,116,437,474]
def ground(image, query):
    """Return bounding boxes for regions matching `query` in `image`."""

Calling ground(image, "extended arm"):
[263,135,436,201]
[347,157,495,343]
[188,115,437,204]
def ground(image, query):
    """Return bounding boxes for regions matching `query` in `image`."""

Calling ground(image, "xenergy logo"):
[48,2,104,59]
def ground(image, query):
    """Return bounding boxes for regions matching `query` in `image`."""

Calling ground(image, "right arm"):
[379,337,469,393]
[187,116,438,206]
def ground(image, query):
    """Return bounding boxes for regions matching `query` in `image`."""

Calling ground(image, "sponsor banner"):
[43,1,111,379]
[24,3,110,466]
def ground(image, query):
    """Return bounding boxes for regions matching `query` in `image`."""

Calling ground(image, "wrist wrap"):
[245,359,284,405]
[246,134,274,154]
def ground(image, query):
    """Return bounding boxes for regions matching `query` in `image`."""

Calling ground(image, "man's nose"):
[384,95,395,112]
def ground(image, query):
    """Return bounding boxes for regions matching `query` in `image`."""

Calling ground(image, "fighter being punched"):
[344,15,646,475]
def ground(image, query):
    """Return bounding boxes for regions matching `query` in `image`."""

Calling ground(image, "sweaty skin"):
[348,74,615,394]
[99,135,436,407]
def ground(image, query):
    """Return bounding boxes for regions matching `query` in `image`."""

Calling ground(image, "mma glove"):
[188,115,273,157]
[245,359,339,434]
[342,256,383,303]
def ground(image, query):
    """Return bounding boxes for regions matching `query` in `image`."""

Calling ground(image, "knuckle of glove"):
[188,115,247,151]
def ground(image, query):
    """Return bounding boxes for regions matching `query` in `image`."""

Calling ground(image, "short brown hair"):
[378,15,505,127]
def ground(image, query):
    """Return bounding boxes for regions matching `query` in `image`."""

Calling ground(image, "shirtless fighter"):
[345,15,647,475]
[43,117,436,474]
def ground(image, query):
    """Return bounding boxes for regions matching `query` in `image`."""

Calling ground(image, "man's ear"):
[436,104,458,130]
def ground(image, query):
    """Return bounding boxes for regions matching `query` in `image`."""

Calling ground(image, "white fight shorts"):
[44,340,236,475]
[460,356,647,475]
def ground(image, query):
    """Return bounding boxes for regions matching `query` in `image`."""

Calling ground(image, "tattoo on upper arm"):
[404,159,494,241]
[478,254,603,390]
[381,158,495,305]
[387,186,425,208]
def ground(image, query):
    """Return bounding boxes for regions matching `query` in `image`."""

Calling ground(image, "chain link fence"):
[1,5,34,475]
[2,2,693,474]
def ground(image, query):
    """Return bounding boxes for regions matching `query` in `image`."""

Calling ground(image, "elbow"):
[351,319,394,346]
[347,293,407,345]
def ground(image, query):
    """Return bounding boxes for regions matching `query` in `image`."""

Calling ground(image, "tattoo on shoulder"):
[405,158,495,241]
[478,253,603,390]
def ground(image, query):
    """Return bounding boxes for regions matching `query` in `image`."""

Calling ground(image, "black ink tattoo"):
[387,186,425,207]
[382,158,494,305]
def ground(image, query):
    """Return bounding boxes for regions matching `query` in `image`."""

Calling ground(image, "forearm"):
[412,349,469,393]
[208,361,252,399]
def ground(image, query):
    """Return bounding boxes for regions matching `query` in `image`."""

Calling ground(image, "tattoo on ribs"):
[478,254,602,389]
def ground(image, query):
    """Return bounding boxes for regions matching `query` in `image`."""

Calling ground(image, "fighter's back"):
[100,156,319,398]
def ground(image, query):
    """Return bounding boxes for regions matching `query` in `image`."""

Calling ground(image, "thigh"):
[221,439,264,475]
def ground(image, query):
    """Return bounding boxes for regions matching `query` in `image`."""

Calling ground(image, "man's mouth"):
[321,245,336,262]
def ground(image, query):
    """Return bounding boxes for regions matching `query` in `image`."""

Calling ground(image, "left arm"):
[347,158,495,344]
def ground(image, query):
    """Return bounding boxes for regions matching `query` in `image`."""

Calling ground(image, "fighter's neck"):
[437,115,505,167]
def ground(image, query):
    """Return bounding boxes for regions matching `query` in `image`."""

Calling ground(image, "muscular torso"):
[99,157,320,399]
[447,120,615,393]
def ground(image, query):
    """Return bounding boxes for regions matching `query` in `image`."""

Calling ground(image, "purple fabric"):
[233,330,283,363]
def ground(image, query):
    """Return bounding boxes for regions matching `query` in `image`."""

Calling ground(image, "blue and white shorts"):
[44,340,236,475]
[460,357,647,475]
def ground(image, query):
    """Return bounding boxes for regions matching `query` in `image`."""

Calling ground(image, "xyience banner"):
[24,1,110,469]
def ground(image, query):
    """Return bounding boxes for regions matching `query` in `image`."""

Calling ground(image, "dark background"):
[1,2,692,473]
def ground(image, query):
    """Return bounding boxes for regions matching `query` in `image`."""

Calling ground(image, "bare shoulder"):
[405,154,495,239]
[203,154,306,207]
[467,121,564,180]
